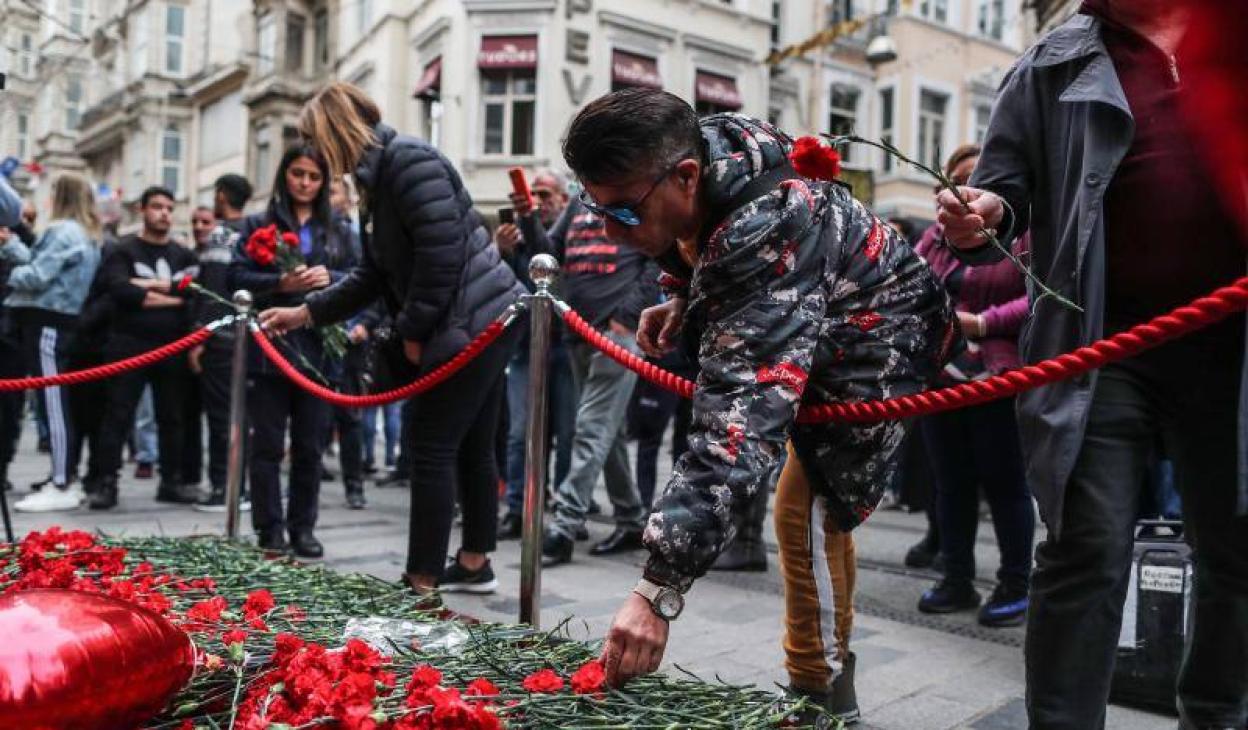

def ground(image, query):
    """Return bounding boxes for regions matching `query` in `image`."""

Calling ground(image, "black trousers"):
[18,315,78,486]
[200,344,235,492]
[247,373,331,535]
[1025,320,1248,729]
[921,396,1034,589]
[327,345,365,489]
[0,323,23,476]
[96,342,192,486]
[181,375,203,485]
[404,324,521,577]
[65,345,108,487]
[628,378,692,509]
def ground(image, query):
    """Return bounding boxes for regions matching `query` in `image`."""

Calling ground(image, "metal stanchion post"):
[520,254,558,627]
[224,290,253,540]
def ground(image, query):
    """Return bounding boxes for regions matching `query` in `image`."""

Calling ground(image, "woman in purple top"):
[914,144,1034,627]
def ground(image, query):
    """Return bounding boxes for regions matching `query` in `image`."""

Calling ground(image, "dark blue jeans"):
[921,396,1034,590]
[503,343,575,516]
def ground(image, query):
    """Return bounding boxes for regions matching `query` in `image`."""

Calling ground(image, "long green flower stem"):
[824,134,1081,313]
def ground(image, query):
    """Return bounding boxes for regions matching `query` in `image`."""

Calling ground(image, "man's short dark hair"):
[563,89,702,184]
[214,173,253,210]
[140,186,176,208]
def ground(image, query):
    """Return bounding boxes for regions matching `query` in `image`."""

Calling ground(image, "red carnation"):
[242,588,275,619]
[521,668,565,693]
[244,225,279,266]
[789,136,842,181]
[465,677,500,698]
[570,660,606,695]
[222,628,247,646]
[176,274,194,291]
[187,595,228,623]
[280,231,300,249]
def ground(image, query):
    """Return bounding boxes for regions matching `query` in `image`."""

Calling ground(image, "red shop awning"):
[478,35,538,69]
[695,70,743,110]
[611,50,662,89]
[413,57,442,99]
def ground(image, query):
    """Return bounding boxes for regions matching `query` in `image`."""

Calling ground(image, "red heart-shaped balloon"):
[0,589,195,730]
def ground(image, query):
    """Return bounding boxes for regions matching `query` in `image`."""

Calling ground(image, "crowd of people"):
[1,1,1245,727]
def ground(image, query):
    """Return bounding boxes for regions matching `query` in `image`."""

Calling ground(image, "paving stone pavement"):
[2,427,1173,730]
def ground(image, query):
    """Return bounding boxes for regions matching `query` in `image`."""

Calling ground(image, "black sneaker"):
[257,530,289,555]
[290,530,324,559]
[785,654,860,728]
[904,533,939,569]
[977,583,1028,627]
[498,512,523,540]
[346,486,367,510]
[918,579,981,614]
[437,554,498,594]
[541,531,574,567]
[156,482,202,504]
[194,489,252,513]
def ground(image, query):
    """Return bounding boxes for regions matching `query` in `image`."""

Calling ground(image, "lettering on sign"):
[563,69,592,105]
[1139,565,1185,594]
[566,29,590,65]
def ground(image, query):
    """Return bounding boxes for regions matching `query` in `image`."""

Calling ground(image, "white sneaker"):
[15,485,85,513]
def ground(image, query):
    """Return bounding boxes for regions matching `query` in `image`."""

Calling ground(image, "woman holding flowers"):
[231,145,359,559]
[259,82,524,595]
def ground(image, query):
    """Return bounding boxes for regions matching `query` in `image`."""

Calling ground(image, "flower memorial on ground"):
[0,528,813,728]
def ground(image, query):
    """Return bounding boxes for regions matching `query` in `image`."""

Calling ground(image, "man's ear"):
[674,158,701,195]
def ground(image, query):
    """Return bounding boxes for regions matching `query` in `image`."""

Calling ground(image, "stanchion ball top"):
[529,254,560,289]
[232,290,254,311]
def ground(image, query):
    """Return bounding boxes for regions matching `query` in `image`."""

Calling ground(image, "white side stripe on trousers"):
[39,326,68,486]
[810,495,844,680]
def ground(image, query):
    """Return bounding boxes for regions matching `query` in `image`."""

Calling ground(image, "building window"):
[19,33,34,77]
[313,9,329,70]
[918,89,948,171]
[828,0,854,25]
[285,13,306,74]
[257,13,276,76]
[16,112,30,160]
[770,0,782,49]
[977,0,1006,40]
[919,0,948,23]
[481,70,536,157]
[69,0,86,35]
[356,0,373,39]
[161,124,182,195]
[828,84,859,162]
[165,4,185,75]
[879,87,894,173]
[65,74,83,130]
[254,134,271,188]
[199,89,244,166]
[974,104,992,143]
[423,100,443,149]
[131,10,148,80]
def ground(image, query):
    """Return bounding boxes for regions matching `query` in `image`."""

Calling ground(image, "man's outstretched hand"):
[600,592,670,688]
[936,186,1005,250]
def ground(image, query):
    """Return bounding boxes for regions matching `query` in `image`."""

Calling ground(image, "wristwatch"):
[633,578,685,621]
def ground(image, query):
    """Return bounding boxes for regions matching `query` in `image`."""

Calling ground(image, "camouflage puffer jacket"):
[642,114,958,592]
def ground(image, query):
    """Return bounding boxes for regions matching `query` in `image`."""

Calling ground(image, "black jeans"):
[67,347,107,487]
[921,396,1034,589]
[96,340,190,486]
[0,323,23,476]
[1025,322,1248,729]
[628,377,693,508]
[248,373,331,536]
[200,343,235,492]
[405,325,520,577]
[328,345,365,489]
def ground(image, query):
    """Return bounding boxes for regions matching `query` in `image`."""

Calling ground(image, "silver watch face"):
[656,589,684,620]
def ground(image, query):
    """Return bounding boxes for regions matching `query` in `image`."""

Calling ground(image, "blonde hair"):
[298,82,382,180]
[50,173,101,240]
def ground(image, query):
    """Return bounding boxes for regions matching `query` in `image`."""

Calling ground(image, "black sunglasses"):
[578,156,691,226]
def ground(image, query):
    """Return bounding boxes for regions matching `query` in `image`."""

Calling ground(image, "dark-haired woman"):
[231,146,358,558]
[260,82,524,594]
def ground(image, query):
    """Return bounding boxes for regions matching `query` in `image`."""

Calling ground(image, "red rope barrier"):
[251,320,511,407]
[0,327,217,391]
[561,277,1248,425]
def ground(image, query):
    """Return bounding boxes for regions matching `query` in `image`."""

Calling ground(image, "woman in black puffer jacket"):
[260,82,525,595]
